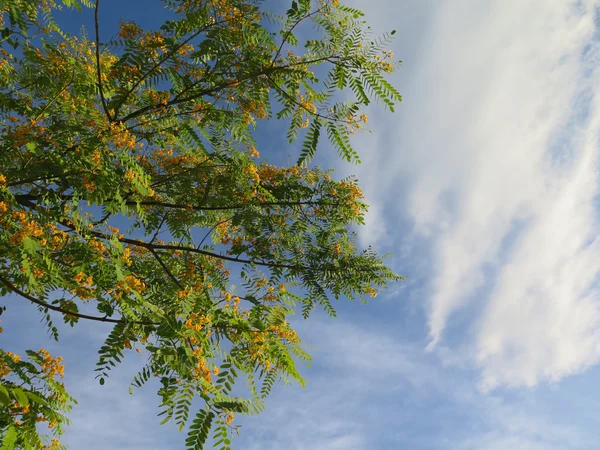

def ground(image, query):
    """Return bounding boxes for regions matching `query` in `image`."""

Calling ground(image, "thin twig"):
[150,248,183,289]
[197,215,234,248]
[35,72,75,121]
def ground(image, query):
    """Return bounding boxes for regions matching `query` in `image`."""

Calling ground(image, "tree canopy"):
[0,0,402,448]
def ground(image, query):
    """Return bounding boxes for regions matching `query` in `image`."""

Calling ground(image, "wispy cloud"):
[346,0,600,388]
[236,319,444,450]
[236,319,599,450]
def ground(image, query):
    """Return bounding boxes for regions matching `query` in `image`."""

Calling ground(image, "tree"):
[0,0,402,448]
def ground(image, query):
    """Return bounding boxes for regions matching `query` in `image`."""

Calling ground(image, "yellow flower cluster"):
[223,291,241,311]
[248,331,266,361]
[43,437,61,450]
[8,211,45,245]
[122,274,146,293]
[144,89,171,107]
[260,286,278,304]
[191,350,216,385]
[74,271,93,287]
[268,322,299,343]
[363,285,377,298]
[185,313,211,333]
[0,351,20,377]
[375,50,394,72]
[88,239,106,254]
[5,351,19,362]
[110,274,146,299]
[241,98,268,120]
[107,225,123,237]
[109,122,137,151]
[243,164,260,183]
[122,247,132,265]
[38,349,65,379]
[117,22,143,39]
[82,175,96,193]
[48,224,68,250]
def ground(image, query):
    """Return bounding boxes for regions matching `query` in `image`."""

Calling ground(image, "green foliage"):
[0,0,402,448]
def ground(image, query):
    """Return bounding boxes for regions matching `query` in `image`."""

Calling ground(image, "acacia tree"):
[0,0,402,448]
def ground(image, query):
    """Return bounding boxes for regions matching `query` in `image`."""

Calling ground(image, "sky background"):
[4,0,600,448]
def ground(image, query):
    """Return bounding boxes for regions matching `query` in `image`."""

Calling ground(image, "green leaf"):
[160,416,171,425]
[21,237,37,253]
[24,391,49,406]
[12,387,29,407]
[0,384,10,406]
[0,425,17,450]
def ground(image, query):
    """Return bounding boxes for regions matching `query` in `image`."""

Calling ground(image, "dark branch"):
[119,56,337,123]
[0,276,157,326]
[95,0,113,122]
[111,234,300,270]
[111,20,223,120]
[13,196,303,271]
[271,8,319,68]
[14,194,336,212]
[149,248,184,289]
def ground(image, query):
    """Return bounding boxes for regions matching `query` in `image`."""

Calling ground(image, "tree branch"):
[149,248,183,289]
[14,194,336,212]
[119,56,337,123]
[95,0,113,122]
[0,276,157,326]
[109,233,300,270]
[13,196,303,271]
[111,20,224,120]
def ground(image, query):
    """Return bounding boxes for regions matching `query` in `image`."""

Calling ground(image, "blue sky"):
[4,0,600,448]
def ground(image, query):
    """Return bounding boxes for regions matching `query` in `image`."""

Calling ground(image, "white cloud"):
[458,407,585,450]
[410,0,599,346]
[237,319,444,450]
[344,0,600,388]
[422,0,600,388]
[237,319,598,450]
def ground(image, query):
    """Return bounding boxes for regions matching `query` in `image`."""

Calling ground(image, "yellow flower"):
[6,351,20,362]
[74,272,85,283]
